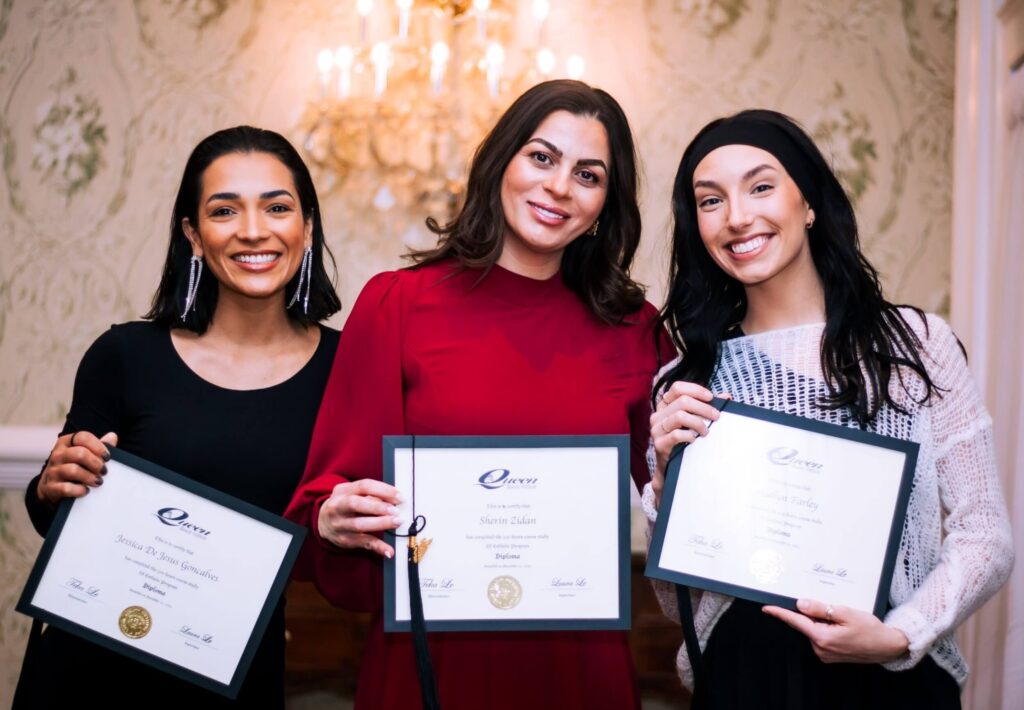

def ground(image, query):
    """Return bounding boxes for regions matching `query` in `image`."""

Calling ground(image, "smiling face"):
[183,151,311,305]
[692,144,816,291]
[498,110,610,278]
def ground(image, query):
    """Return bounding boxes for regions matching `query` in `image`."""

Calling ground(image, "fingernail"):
[387,505,400,515]
[95,477,103,486]
[101,465,108,475]
[796,599,809,611]
[385,549,393,559]
[394,493,403,504]
[392,516,402,527]
[102,449,111,461]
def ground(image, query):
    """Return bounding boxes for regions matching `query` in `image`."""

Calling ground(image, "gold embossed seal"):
[487,575,523,609]
[118,605,152,640]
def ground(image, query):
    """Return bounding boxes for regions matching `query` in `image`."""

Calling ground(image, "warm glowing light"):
[371,41,391,97]
[302,0,576,206]
[317,48,335,75]
[431,41,450,66]
[371,41,390,62]
[486,42,504,97]
[396,0,413,39]
[536,48,555,76]
[430,41,450,95]
[335,45,354,98]
[485,42,505,68]
[335,45,354,68]
[566,54,585,80]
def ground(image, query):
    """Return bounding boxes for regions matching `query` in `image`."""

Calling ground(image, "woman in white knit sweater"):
[646,109,1013,709]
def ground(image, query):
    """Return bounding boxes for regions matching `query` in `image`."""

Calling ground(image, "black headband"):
[683,116,821,210]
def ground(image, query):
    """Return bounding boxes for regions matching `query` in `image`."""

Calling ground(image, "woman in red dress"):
[285,80,673,709]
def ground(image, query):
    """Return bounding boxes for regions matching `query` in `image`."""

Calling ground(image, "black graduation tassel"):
[676,584,708,707]
[406,516,440,710]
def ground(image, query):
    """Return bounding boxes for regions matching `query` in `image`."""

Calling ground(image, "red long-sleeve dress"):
[285,259,673,709]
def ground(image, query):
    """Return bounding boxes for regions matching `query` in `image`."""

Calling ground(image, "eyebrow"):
[524,138,608,172]
[694,163,777,190]
[206,189,295,204]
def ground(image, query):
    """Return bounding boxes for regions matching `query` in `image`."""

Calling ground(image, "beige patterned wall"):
[0,0,955,703]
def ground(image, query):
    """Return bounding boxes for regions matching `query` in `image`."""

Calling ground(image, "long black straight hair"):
[655,109,941,427]
[145,126,341,333]
[409,80,645,325]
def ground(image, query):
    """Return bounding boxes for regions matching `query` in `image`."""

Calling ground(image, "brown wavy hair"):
[409,80,645,324]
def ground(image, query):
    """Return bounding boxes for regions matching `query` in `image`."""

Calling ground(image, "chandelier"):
[300,0,585,222]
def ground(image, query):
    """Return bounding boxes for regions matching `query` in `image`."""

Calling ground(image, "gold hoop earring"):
[586,219,599,236]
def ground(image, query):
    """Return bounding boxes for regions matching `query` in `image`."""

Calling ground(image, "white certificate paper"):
[383,435,631,632]
[646,400,917,617]
[17,448,305,698]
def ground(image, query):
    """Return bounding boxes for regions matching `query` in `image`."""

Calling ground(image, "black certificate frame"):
[16,447,306,699]
[382,434,632,633]
[645,399,918,619]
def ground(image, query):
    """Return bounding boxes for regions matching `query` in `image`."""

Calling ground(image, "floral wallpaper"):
[0,0,955,703]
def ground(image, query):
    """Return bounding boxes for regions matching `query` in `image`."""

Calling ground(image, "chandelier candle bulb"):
[430,41,450,96]
[533,0,550,23]
[396,0,412,40]
[475,0,491,40]
[536,47,555,76]
[317,48,335,96]
[566,53,585,80]
[357,0,374,43]
[335,45,354,99]
[486,41,504,98]
[533,0,550,44]
[371,41,390,98]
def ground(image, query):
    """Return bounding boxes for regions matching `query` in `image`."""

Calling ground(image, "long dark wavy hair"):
[145,126,341,333]
[655,109,941,426]
[409,79,645,324]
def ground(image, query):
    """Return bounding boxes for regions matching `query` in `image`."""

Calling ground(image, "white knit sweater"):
[643,311,1014,690]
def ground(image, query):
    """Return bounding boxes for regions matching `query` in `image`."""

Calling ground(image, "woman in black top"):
[16,126,341,708]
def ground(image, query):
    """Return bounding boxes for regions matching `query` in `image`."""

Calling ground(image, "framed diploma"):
[382,435,631,632]
[646,399,918,618]
[16,448,305,698]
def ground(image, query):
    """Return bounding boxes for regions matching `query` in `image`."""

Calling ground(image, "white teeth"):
[731,236,767,254]
[234,253,278,264]
[533,204,567,220]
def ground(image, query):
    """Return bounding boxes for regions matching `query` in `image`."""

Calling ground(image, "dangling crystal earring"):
[287,245,314,315]
[586,219,600,236]
[180,255,203,321]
